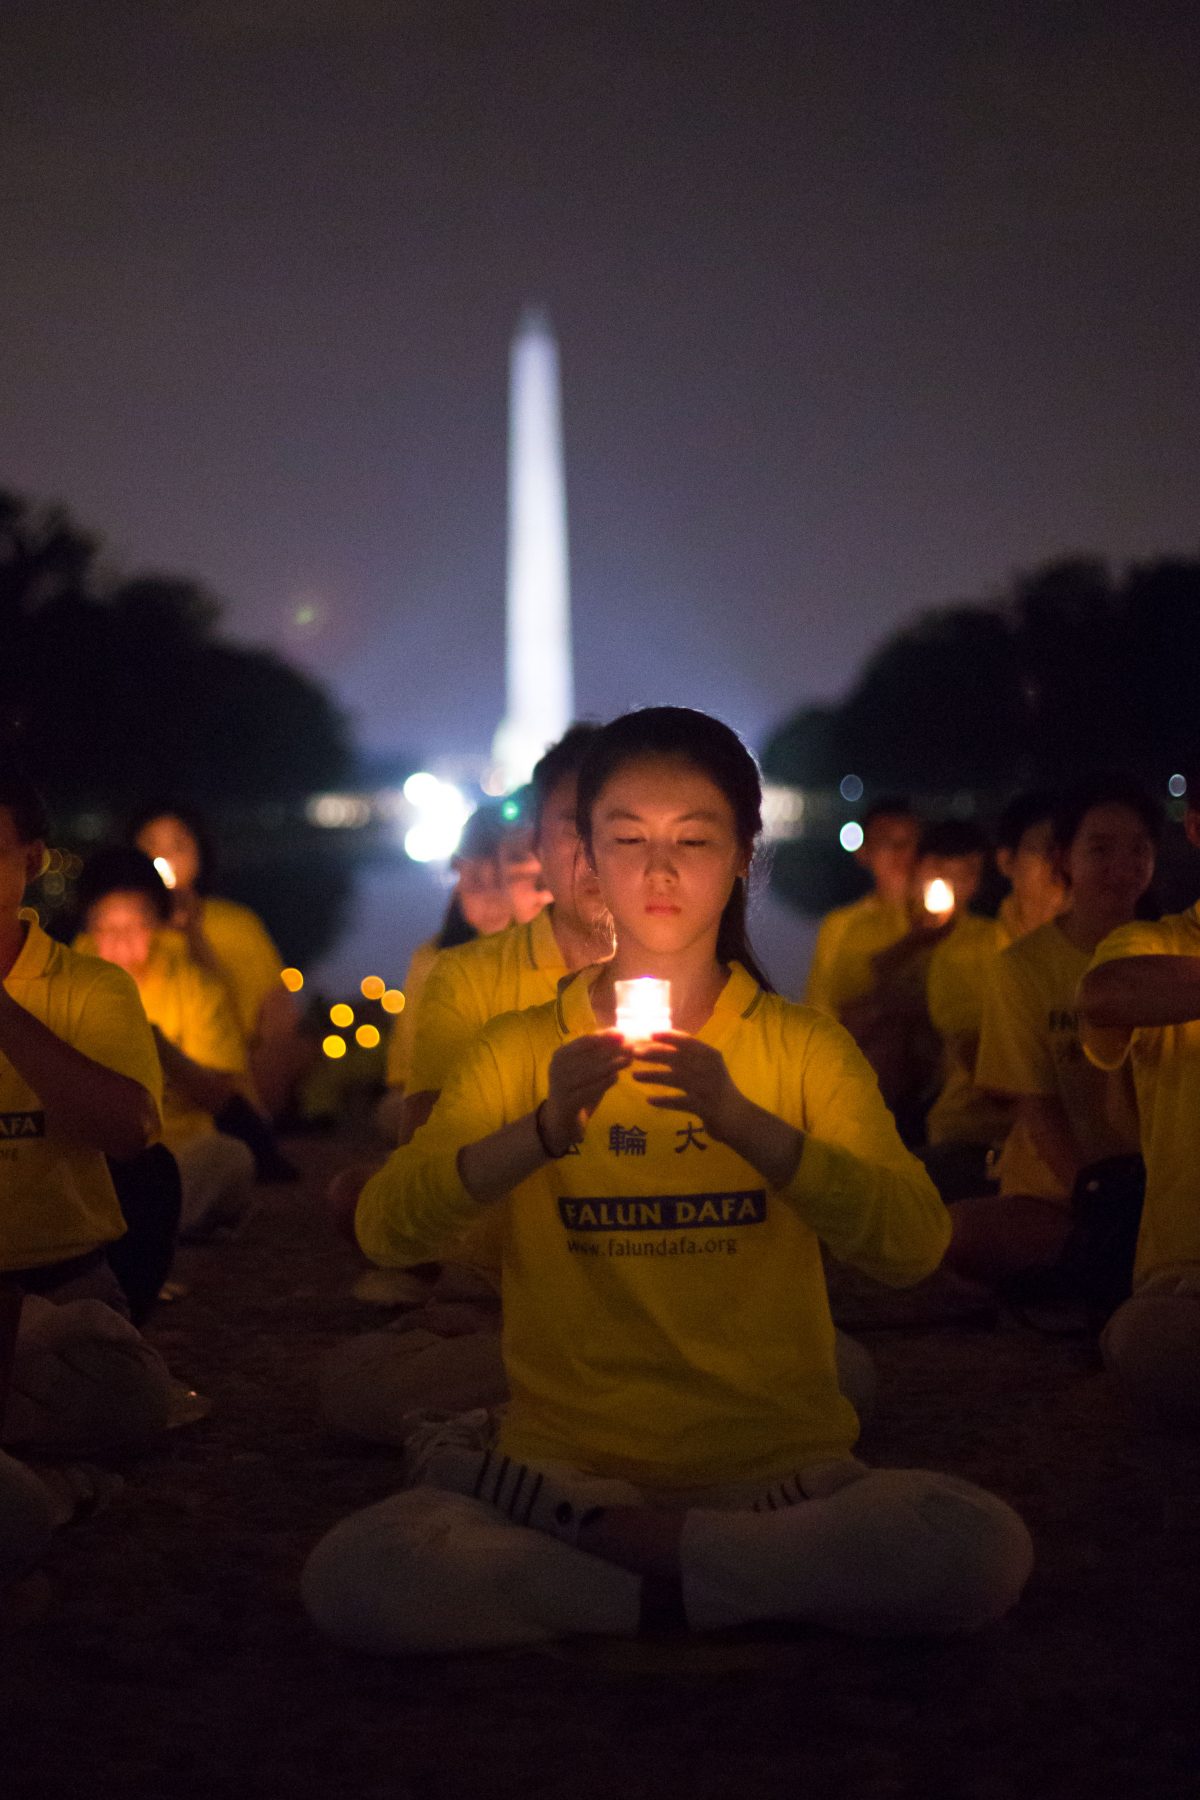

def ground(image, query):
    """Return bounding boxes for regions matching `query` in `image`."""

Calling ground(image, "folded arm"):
[0,988,157,1160]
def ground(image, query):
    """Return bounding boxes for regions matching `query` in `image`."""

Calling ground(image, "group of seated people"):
[2,710,1198,1656]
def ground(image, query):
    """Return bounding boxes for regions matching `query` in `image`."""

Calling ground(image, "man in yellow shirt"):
[923,794,1065,1200]
[955,782,1156,1286]
[804,798,919,1017]
[0,761,171,1483]
[1078,779,1200,1426]
[77,848,256,1242]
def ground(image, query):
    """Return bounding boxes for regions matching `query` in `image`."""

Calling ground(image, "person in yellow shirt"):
[804,798,919,1017]
[0,760,171,1490]
[303,707,1031,1655]
[377,802,546,1139]
[322,726,612,1439]
[838,820,988,1143]
[1077,774,1200,1427]
[131,805,304,1120]
[77,849,256,1243]
[954,781,1158,1286]
[923,793,1065,1201]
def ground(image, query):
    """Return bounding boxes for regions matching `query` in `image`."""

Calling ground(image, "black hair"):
[996,791,1057,855]
[1053,777,1163,856]
[0,756,49,845]
[126,800,217,893]
[76,846,172,925]
[917,819,989,861]
[531,724,604,837]
[862,795,916,832]
[575,706,774,991]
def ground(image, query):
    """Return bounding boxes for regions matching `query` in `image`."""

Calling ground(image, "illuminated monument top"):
[491,306,574,792]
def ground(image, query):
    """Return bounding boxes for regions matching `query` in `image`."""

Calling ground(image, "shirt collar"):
[5,910,54,983]
[556,960,764,1044]
[527,904,569,974]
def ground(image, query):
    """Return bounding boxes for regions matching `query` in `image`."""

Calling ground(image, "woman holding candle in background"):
[303,707,1031,1654]
[131,805,305,1122]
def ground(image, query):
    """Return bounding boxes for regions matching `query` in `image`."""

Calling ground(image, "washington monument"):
[491,307,574,790]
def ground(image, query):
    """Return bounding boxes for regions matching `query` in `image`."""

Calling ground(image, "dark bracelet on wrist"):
[534,1100,570,1160]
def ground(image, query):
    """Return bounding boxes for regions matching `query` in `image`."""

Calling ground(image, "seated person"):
[131,804,305,1121]
[377,803,543,1142]
[839,820,988,1143]
[1078,768,1200,1428]
[804,798,919,1017]
[0,760,171,1461]
[923,794,1065,1201]
[303,707,1031,1655]
[955,780,1157,1287]
[77,849,256,1243]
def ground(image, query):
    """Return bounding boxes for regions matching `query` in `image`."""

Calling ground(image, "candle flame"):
[924,878,955,916]
[153,856,177,890]
[614,977,673,1045]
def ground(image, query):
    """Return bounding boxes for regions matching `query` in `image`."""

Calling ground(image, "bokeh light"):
[322,1034,347,1060]
[839,821,865,852]
[1168,773,1187,797]
[360,975,385,1000]
[839,774,864,803]
[330,1002,354,1027]
[381,989,405,1014]
[280,967,304,993]
[355,1024,381,1049]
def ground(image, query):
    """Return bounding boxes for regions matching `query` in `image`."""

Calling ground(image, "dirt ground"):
[3,1136,1198,1800]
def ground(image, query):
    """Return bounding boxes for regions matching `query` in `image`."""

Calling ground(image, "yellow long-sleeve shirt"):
[358,962,948,1490]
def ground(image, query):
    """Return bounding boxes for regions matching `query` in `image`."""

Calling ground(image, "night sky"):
[4,0,1198,765]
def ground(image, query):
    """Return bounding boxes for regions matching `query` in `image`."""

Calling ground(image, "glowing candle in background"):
[923,877,955,918]
[614,977,673,1045]
[153,856,177,890]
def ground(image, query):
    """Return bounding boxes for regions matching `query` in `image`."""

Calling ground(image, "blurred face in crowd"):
[135,814,201,894]
[453,853,513,937]
[856,811,919,904]
[915,851,985,919]
[537,773,604,930]
[1062,804,1156,920]
[501,826,552,925]
[0,806,46,925]
[998,817,1065,928]
[88,891,160,976]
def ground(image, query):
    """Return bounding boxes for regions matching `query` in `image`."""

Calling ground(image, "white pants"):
[2,1293,173,1457]
[175,1131,256,1240]
[303,1458,1033,1654]
[318,1315,878,1445]
[1102,1268,1200,1430]
[0,1450,56,1589]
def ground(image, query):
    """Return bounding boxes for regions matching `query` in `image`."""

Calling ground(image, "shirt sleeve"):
[975,945,1054,1098]
[357,1023,515,1267]
[385,942,439,1091]
[75,962,164,1121]
[1079,921,1163,1071]
[779,1013,949,1287]
[176,966,248,1075]
[213,906,283,1035]
[408,950,483,1094]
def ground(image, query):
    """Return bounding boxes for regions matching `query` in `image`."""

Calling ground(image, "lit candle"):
[614,977,673,1045]
[923,877,955,918]
[153,856,177,890]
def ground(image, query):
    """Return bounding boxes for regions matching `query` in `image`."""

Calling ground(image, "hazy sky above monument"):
[3,1,1198,763]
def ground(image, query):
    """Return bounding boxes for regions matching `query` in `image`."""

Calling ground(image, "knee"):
[301,1488,496,1655]
[1102,1293,1200,1429]
[849,1470,1034,1635]
[4,1300,171,1455]
[905,1473,1033,1633]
